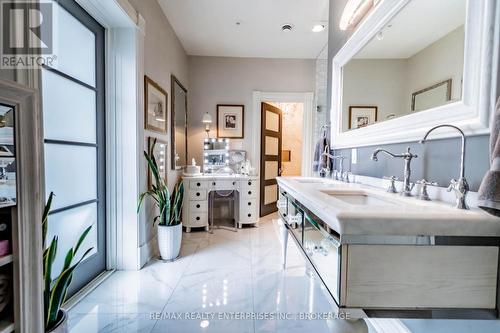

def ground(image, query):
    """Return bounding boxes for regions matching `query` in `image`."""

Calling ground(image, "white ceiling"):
[158,0,329,59]
[355,0,466,59]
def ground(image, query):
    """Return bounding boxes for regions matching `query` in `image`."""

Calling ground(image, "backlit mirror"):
[341,0,466,132]
[171,75,188,170]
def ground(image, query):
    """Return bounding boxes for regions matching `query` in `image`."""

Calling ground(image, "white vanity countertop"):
[183,174,259,180]
[277,176,500,237]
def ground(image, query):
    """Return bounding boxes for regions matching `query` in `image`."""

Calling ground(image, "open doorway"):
[259,102,305,216]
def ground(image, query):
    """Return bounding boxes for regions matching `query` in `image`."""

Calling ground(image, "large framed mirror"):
[171,75,188,170]
[330,0,499,148]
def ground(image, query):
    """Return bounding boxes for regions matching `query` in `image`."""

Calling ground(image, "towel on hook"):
[478,97,500,217]
[313,137,332,174]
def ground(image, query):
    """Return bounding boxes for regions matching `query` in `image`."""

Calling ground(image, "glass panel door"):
[42,0,105,297]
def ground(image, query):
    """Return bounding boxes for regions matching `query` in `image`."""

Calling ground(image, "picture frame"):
[348,106,378,129]
[217,104,244,138]
[147,137,167,189]
[144,75,168,133]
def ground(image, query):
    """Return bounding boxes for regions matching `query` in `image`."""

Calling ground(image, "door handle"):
[278,168,283,176]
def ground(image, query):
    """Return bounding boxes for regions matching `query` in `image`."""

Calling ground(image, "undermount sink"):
[294,178,327,184]
[321,190,397,206]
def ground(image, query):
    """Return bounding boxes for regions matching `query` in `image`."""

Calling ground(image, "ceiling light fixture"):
[312,24,326,32]
[281,23,293,32]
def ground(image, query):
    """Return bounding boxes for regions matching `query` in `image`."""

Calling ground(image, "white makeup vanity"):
[182,175,260,232]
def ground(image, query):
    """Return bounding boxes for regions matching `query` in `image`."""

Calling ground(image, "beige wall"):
[129,0,189,247]
[342,26,465,131]
[188,56,315,167]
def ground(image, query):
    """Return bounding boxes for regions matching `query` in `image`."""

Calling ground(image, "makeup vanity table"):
[182,175,260,232]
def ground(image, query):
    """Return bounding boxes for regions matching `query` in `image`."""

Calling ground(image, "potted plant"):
[43,192,93,332]
[138,139,184,261]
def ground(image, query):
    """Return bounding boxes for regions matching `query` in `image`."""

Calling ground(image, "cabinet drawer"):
[241,185,258,198]
[242,179,258,189]
[190,180,208,190]
[189,201,207,213]
[189,190,207,200]
[190,212,208,226]
[210,180,238,190]
[239,205,258,222]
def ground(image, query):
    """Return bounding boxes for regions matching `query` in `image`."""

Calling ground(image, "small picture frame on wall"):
[348,106,378,129]
[217,104,244,138]
[144,76,168,133]
[147,137,167,189]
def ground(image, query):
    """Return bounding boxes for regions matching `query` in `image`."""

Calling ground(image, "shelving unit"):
[0,320,14,333]
[0,256,12,269]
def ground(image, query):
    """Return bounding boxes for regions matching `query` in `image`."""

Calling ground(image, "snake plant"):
[138,139,184,226]
[43,192,93,331]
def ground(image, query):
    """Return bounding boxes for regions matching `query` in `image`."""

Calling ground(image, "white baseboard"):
[138,236,158,268]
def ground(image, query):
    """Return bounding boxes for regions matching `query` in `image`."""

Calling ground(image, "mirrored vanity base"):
[278,186,500,320]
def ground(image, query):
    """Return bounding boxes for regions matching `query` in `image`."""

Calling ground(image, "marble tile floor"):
[67,213,500,333]
[67,213,354,333]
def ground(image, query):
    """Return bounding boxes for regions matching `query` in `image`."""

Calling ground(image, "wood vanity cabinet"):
[278,187,500,318]
[183,177,259,231]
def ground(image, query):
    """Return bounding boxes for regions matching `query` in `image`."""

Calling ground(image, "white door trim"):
[251,91,315,177]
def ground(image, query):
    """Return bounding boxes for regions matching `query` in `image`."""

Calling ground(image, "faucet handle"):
[342,171,352,183]
[416,179,438,201]
[447,179,458,192]
[383,176,398,193]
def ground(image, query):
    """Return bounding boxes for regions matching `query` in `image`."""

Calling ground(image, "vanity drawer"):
[190,212,208,226]
[190,180,208,190]
[242,179,258,189]
[189,201,207,213]
[189,190,207,201]
[210,180,238,190]
[239,205,258,222]
[241,183,258,198]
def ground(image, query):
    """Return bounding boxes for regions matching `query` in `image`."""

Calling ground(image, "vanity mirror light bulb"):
[204,159,209,163]
[225,159,229,163]
[159,151,164,155]
[225,153,229,157]
[211,138,216,142]
[204,153,208,156]
[218,138,223,142]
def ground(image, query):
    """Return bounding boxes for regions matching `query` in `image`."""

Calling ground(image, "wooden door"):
[260,102,282,216]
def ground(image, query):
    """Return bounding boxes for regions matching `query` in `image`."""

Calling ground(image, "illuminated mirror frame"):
[330,0,499,149]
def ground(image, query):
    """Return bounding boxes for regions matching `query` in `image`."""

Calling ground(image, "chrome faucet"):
[371,147,418,196]
[322,149,347,181]
[420,124,469,210]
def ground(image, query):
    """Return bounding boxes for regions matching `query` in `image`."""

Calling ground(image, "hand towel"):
[478,97,500,217]
[313,137,332,174]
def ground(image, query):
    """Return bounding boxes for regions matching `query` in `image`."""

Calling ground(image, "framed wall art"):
[217,104,244,138]
[144,75,168,133]
[348,106,378,129]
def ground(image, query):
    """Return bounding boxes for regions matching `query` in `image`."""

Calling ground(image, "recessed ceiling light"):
[281,23,293,32]
[312,24,326,32]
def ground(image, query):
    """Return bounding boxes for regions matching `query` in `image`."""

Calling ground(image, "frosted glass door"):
[260,103,282,216]
[42,0,105,297]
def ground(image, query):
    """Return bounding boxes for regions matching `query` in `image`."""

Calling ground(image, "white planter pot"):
[157,223,182,261]
[47,310,68,333]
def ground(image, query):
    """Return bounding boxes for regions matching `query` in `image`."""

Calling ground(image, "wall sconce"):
[202,112,213,138]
